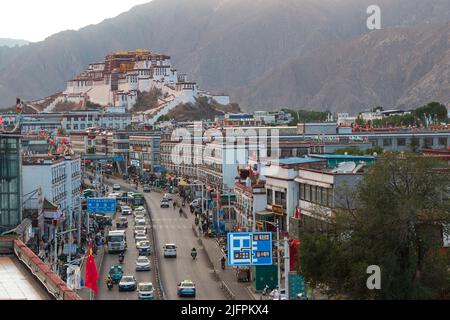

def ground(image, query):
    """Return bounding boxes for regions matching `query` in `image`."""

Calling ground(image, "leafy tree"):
[284,109,330,125]
[157,115,170,122]
[299,154,450,299]
[413,102,448,124]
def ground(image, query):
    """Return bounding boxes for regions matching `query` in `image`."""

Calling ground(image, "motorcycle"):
[118,252,124,264]
[194,217,199,226]
[262,285,271,296]
[191,250,197,260]
[107,281,113,290]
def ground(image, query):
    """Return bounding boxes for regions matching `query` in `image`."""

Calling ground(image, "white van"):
[107,230,127,253]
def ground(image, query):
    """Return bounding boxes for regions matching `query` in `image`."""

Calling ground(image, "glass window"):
[383,138,392,147]
[311,186,316,203]
[317,187,322,205]
[267,189,273,205]
[322,188,328,206]
[439,137,448,146]
[305,185,311,201]
[424,138,433,147]
[397,138,406,146]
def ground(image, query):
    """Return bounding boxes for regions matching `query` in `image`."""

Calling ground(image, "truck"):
[107,230,127,253]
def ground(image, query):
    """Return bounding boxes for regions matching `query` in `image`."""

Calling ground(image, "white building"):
[22,155,82,230]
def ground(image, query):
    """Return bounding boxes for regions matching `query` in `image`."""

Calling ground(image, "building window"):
[439,137,448,146]
[383,138,392,147]
[322,188,329,206]
[397,138,406,147]
[267,189,273,205]
[424,138,433,148]
[305,185,311,201]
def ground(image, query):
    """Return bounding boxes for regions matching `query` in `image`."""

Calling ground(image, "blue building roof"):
[272,157,324,165]
[310,154,375,160]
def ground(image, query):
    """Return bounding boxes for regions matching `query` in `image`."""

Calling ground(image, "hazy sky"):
[0,0,151,42]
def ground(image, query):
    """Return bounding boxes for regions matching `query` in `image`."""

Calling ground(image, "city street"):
[103,176,226,300]
[96,202,155,300]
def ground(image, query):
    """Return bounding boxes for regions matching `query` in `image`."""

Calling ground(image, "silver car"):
[135,256,151,271]
[135,235,148,243]
[138,282,154,300]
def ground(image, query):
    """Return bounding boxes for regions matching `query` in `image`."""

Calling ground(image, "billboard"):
[87,198,116,214]
[227,232,273,266]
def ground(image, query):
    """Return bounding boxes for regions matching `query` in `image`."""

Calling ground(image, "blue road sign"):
[227,232,273,266]
[87,198,116,214]
[113,155,125,162]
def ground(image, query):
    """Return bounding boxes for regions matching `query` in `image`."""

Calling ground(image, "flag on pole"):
[217,191,221,209]
[84,240,99,296]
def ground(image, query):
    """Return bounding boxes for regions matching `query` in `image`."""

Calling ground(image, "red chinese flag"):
[84,241,99,295]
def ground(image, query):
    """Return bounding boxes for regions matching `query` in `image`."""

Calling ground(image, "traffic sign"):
[289,272,306,300]
[113,155,125,162]
[227,232,273,266]
[87,198,116,214]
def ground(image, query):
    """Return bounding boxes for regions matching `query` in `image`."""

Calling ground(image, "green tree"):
[157,114,170,122]
[413,102,448,124]
[299,154,450,299]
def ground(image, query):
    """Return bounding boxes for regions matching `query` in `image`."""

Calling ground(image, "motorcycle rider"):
[221,256,226,269]
[191,247,197,259]
[119,251,125,263]
[106,275,113,288]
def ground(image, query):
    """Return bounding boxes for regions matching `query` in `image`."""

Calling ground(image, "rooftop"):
[271,157,324,165]
[310,154,375,160]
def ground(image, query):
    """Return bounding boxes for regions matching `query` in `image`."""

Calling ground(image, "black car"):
[160,200,170,208]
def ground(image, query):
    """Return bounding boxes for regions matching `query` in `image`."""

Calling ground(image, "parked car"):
[113,184,121,191]
[138,282,154,300]
[116,216,128,228]
[163,244,177,258]
[118,275,137,292]
[177,280,196,297]
[160,199,170,208]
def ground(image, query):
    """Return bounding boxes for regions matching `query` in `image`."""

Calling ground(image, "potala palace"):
[59,49,229,124]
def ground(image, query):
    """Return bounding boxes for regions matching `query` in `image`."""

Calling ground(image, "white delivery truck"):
[107,230,127,253]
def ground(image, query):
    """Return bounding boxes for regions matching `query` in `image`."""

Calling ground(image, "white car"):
[190,198,201,208]
[136,240,152,256]
[138,282,154,300]
[270,288,287,300]
[135,235,148,243]
[134,213,146,221]
[134,225,147,234]
[134,229,146,238]
[135,219,146,227]
[163,194,173,201]
[121,205,132,215]
[113,184,121,191]
[136,256,151,271]
[163,244,177,258]
[133,206,145,214]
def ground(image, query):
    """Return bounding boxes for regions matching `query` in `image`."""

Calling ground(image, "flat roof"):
[310,154,374,160]
[272,157,324,165]
[0,256,51,300]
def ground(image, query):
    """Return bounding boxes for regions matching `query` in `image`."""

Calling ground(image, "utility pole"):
[284,236,290,300]
[276,219,281,291]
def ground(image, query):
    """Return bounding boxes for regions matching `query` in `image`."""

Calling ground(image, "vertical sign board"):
[289,272,306,300]
[87,198,117,214]
[227,232,273,266]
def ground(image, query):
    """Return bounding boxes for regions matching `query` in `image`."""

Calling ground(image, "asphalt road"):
[97,204,154,300]
[97,175,226,300]
[144,191,226,300]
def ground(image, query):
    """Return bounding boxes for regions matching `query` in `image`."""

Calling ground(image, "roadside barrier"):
[11,239,82,300]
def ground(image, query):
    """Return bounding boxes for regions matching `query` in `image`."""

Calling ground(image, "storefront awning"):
[256,210,273,217]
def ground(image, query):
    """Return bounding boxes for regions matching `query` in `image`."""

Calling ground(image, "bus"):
[107,230,127,253]
[129,193,144,208]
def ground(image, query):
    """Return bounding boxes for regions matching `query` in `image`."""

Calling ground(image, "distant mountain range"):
[0,38,30,47]
[1,0,450,113]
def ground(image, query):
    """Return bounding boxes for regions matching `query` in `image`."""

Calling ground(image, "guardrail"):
[220,280,236,300]
[7,239,82,300]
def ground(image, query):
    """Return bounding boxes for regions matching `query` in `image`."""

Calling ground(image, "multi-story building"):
[0,134,22,234]
[22,155,82,229]
[129,134,161,173]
